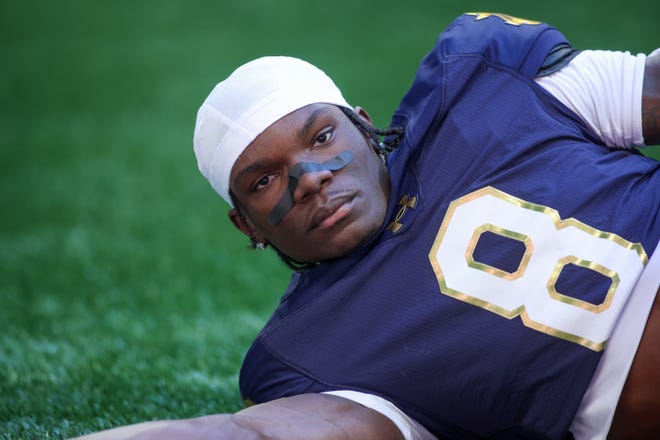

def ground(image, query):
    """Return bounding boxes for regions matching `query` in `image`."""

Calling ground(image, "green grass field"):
[1,0,658,438]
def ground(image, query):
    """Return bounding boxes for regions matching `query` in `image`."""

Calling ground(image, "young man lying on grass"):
[76,12,660,440]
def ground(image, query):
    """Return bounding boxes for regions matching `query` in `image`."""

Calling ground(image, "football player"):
[76,12,659,440]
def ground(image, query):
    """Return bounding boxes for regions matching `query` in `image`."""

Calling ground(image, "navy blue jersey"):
[239,13,659,439]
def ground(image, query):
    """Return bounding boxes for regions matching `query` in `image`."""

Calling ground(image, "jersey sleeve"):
[239,337,318,405]
[439,13,570,78]
[390,13,570,144]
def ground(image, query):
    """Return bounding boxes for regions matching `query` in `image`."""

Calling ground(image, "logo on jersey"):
[466,12,541,26]
[428,186,647,351]
[387,194,417,233]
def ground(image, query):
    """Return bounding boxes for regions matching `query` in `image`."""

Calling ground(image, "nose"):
[293,169,333,204]
[267,151,353,225]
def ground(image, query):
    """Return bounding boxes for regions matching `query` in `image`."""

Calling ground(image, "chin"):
[325,222,382,260]
[287,209,386,263]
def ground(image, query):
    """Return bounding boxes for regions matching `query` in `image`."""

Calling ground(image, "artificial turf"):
[1,0,658,438]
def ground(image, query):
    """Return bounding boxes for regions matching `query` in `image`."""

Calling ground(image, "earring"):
[255,242,266,250]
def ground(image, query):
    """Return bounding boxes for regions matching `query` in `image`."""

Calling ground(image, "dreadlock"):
[339,106,404,153]
[229,107,405,272]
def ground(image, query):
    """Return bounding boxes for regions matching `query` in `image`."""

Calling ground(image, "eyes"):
[253,173,276,191]
[250,127,335,192]
[313,128,334,147]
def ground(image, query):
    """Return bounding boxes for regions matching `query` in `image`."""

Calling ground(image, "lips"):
[309,195,356,231]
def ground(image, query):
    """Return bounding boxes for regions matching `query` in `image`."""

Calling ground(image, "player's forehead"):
[264,102,342,133]
[234,104,343,164]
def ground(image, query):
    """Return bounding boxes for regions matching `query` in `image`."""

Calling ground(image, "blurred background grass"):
[0,0,658,438]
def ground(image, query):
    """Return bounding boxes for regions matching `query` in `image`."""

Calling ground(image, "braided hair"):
[230,105,404,271]
[339,107,404,153]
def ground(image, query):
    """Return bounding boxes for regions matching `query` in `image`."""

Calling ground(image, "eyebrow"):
[298,106,332,139]
[234,159,271,184]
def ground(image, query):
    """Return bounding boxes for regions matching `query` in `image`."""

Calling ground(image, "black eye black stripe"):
[267,150,354,225]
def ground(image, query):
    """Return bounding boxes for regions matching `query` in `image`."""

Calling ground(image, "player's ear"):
[228,208,248,236]
[228,208,266,243]
[354,106,373,125]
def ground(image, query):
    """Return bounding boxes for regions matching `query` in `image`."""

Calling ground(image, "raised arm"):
[642,49,660,145]
[72,393,405,440]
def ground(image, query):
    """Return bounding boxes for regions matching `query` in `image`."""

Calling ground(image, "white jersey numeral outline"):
[429,187,648,351]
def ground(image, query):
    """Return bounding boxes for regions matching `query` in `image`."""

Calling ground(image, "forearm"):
[72,394,404,440]
[228,394,404,440]
[72,414,283,440]
[642,49,660,145]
